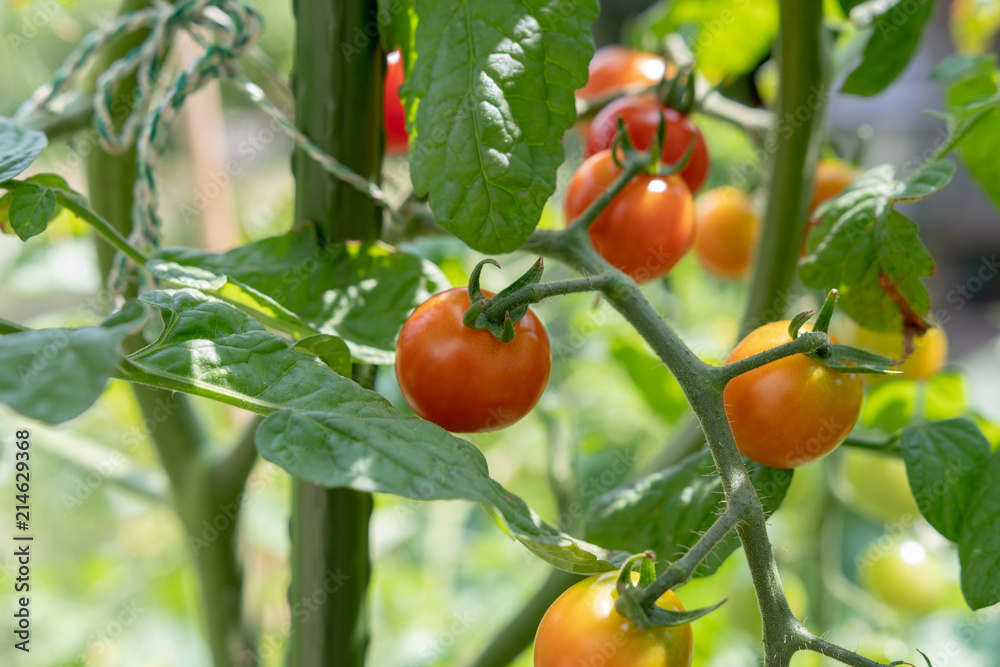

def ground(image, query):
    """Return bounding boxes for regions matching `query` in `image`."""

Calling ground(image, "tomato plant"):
[586,94,710,193]
[534,572,693,667]
[724,321,864,468]
[395,287,551,432]
[693,186,759,279]
[564,150,695,282]
[3,0,1000,665]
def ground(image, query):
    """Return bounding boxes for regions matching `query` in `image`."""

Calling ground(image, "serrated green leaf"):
[401,0,597,252]
[959,450,1000,609]
[585,451,792,577]
[132,289,623,573]
[802,164,942,332]
[155,226,447,363]
[632,0,778,81]
[8,183,57,241]
[0,117,47,182]
[0,301,146,424]
[842,0,936,96]
[902,418,990,541]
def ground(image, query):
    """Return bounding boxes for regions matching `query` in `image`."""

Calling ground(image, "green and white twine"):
[17,0,391,294]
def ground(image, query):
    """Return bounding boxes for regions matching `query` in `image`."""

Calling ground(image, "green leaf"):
[801,164,949,331]
[632,0,779,80]
[842,0,937,96]
[155,226,447,363]
[294,334,352,377]
[902,418,990,541]
[930,53,995,82]
[0,301,147,424]
[611,339,687,423]
[401,0,597,252]
[937,60,1000,210]
[0,118,47,182]
[585,451,792,577]
[8,183,57,241]
[959,450,1000,609]
[131,289,623,573]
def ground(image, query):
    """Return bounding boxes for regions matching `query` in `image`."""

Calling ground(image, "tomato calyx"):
[612,552,726,631]
[657,65,697,115]
[789,290,902,376]
[463,257,545,343]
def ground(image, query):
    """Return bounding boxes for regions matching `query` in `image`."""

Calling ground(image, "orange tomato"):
[693,186,759,279]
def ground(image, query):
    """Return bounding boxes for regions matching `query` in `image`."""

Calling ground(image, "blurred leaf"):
[842,0,936,96]
[611,339,687,423]
[902,418,990,541]
[133,289,624,573]
[937,55,1000,211]
[0,117,46,182]
[400,0,596,252]
[632,0,779,80]
[586,451,792,577]
[0,300,147,424]
[862,372,966,432]
[801,163,953,332]
[959,449,1000,609]
[156,226,447,363]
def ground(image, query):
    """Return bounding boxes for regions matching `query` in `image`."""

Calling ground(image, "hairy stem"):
[638,506,739,607]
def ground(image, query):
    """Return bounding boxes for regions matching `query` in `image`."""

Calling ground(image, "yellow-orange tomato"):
[534,572,693,667]
[724,321,864,468]
[853,326,948,381]
[577,46,670,102]
[395,288,551,433]
[693,186,759,279]
[564,150,695,283]
[810,158,858,213]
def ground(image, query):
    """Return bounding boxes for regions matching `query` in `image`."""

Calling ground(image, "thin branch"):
[481,274,615,321]
[799,631,907,667]
[568,156,647,232]
[638,506,740,606]
[713,331,830,384]
[56,191,150,266]
[214,415,262,504]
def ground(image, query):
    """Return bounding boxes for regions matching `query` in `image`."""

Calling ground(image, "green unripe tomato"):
[859,538,950,614]
[841,449,920,524]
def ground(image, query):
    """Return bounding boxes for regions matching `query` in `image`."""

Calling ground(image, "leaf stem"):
[714,332,830,384]
[56,191,149,266]
[568,156,647,232]
[481,274,615,320]
[636,506,740,608]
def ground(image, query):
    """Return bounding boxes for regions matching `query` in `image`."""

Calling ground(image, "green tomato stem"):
[567,156,647,232]
[55,191,150,267]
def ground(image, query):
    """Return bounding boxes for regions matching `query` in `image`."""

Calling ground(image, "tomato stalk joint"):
[463,257,545,343]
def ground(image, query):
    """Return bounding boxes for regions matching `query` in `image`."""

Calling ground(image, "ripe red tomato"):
[534,572,693,667]
[693,186,759,280]
[586,94,709,193]
[395,287,551,432]
[384,50,408,153]
[564,150,695,283]
[724,321,864,468]
[577,46,670,102]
